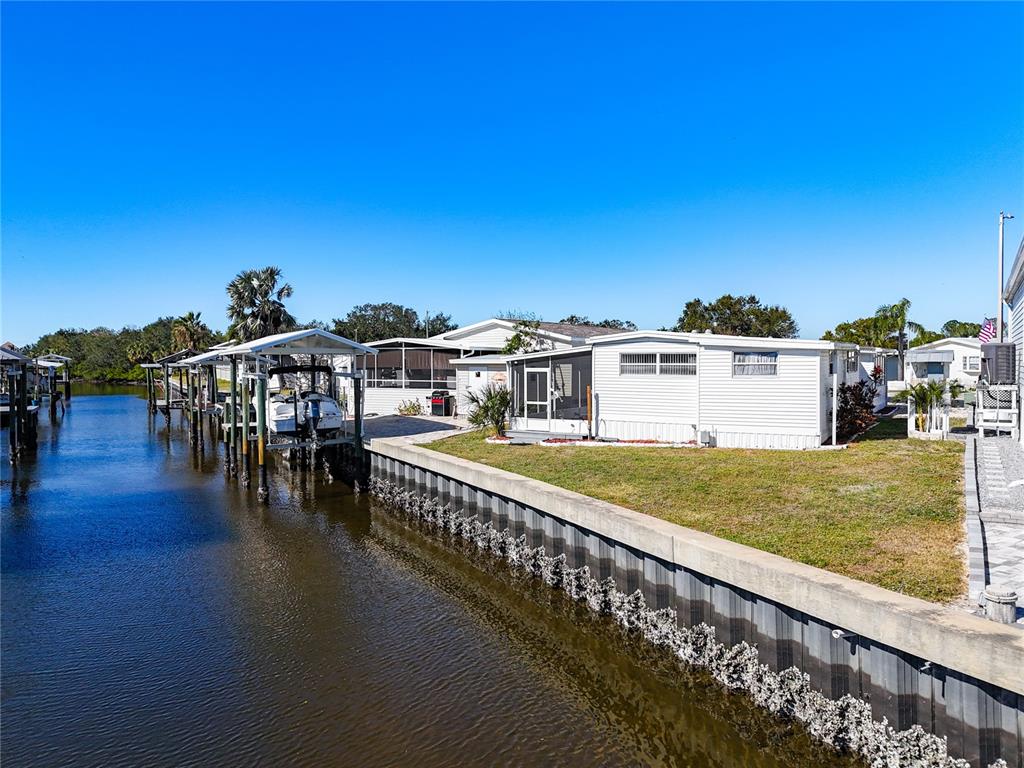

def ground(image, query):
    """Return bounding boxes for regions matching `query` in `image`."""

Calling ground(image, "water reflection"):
[1,391,854,768]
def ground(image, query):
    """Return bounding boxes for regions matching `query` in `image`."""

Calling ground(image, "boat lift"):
[2,346,38,463]
[170,329,379,500]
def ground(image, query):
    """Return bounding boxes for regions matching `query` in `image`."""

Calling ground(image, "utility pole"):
[998,211,1014,342]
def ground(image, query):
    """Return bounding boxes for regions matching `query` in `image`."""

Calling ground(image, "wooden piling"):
[63,363,71,404]
[228,358,238,477]
[162,364,171,425]
[256,376,268,502]
[48,369,57,421]
[240,374,251,487]
[186,369,195,446]
[8,369,19,464]
[208,365,218,421]
[353,373,363,459]
[19,365,34,448]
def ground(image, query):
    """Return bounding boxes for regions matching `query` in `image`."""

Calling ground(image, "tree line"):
[19,264,982,381]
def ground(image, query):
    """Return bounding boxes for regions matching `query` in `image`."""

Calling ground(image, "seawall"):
[365,437,1024,768]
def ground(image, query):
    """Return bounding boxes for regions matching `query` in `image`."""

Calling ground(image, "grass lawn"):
[427,418,965,603]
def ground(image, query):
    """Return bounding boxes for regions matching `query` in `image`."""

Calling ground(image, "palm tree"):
[225,267,297,342]
[172,311,212,351]
[875,298,923,379]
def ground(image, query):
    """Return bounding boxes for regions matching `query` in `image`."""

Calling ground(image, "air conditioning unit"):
[981,343,1016,385]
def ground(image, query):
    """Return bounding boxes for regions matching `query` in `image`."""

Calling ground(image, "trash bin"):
[431,390,452,416]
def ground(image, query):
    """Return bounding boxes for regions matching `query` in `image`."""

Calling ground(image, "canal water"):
[2,389,850,767]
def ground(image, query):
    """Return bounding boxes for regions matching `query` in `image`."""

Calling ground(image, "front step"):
[504,429,590,445]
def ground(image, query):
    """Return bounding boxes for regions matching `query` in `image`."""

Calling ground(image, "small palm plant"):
[465,384,512,436]
[894,379,952,431]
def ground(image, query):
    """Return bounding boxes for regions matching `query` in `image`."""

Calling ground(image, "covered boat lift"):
[151,348,197,417]
[2,346,38,462]
[217,329,377,500]
[34,353,73,412]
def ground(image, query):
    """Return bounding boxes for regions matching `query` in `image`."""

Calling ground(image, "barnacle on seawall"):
[369,475,986,768]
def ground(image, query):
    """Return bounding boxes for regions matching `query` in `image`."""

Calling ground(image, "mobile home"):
[1003,234,1024,446]
[902,337,981,388]
[506,331,865,449]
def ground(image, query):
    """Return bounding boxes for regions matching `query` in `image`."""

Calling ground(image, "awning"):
[906,350,954,363]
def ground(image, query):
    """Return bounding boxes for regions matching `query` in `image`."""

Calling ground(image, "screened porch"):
[508,349,593,435]
[353,341,461,391]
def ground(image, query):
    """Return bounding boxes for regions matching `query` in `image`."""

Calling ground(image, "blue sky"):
[3,1,1022,345]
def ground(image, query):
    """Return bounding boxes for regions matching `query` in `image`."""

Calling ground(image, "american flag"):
[979,318,996,343]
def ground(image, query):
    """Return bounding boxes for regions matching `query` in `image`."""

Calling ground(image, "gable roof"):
[431,317,621,347]
[227,328,377,357]
[910,337,980,352]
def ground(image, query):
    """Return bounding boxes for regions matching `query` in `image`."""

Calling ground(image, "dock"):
[146,329,378,501]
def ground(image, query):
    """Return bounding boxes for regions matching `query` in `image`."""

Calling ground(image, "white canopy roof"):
[226,329,377,357]
[179,349,231,366]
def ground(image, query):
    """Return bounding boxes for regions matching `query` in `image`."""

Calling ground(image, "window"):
[845,351,858,374]
[659,353,696,375]
[733,351,778,376]
[964,355,980,372]
[619,353,657,375]
[618,352,697,376]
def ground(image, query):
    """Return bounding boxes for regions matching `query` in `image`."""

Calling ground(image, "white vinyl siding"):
[594,342,699,441]
[701,346,822,436]
[733,351,778,376]
[1009,285,1024,446]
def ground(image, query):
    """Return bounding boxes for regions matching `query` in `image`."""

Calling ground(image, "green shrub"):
[397,399,424,416]
[465,384,511,436]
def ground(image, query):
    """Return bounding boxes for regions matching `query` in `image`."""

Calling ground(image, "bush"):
[397,399,424,416]
[837,379,879,440]
[465,384,511,436]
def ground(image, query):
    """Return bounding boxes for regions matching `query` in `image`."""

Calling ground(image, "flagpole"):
[998,211,1014,342]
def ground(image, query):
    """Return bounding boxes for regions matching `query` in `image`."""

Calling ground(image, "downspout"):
[695,343,702,444]
[831,360,838,446]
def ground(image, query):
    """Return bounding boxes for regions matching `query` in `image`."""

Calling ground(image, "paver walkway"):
[974,435,1024,618]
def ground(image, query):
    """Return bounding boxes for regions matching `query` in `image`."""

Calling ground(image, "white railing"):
[976,384,1020,438]
[907,396,950,439]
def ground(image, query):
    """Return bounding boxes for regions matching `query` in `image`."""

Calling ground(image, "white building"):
[505,331,872,449]
[347,319,619,416]
[1003,234,1024,445]
[902,337,981,388]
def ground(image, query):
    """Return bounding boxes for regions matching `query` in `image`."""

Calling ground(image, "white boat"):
[263,391,344,436]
